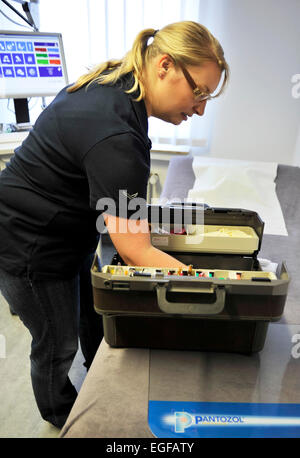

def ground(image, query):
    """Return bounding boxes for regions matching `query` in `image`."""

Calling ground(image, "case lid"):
[147,203,264,256]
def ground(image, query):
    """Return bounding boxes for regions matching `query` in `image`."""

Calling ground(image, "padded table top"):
[61,323,300,438]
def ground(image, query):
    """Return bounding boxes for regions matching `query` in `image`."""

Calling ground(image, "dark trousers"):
[0,255,103,428]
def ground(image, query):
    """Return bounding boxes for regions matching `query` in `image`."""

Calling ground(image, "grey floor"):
[0,237,115,438]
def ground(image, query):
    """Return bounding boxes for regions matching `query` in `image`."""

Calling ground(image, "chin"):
[155,113,182,125]
[164,116,182,125]
[171,119,183,126]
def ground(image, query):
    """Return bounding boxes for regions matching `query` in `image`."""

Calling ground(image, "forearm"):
[104,214,187,269]
[122,245,187,269]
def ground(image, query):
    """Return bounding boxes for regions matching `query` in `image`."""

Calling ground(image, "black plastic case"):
[91,204,290,353]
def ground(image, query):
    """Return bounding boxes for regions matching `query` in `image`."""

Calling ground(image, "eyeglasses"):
[179,63,213,102]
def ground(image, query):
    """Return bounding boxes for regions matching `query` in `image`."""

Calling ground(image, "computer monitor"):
[0,30,69,124]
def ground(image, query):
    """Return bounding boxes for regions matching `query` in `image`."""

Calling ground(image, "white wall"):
[209,0,300,165]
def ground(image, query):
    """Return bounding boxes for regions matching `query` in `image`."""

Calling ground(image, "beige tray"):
[150,224,259,254]
[100,265,277,281]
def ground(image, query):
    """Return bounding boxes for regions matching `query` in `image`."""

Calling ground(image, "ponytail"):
[67,28,156,100]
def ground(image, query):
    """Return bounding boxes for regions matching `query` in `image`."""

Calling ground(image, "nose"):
[194,100,207,116]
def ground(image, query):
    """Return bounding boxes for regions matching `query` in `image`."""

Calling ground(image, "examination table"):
[60,157,300,438]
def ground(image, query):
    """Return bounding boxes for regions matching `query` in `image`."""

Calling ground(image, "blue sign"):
[0,53,12,65]
[26,66,38,77]
[16,41,26,51]
[26,42,33,52]
[2,66,15,78]
[148,400,300,438]
[24,54,36,65]
[12,53,24,65]
[14,66,26,77]
[38,66,62,77]
[5,41,16,52]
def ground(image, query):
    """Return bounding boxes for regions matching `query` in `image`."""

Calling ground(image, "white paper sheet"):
[187,157,288,236]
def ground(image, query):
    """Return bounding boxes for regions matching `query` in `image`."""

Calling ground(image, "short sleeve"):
[83,132,150,218]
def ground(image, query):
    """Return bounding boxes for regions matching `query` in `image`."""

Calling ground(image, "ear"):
[157,54,174,78]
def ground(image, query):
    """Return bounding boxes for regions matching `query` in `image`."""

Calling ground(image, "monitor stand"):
[13,98,30,124]
[12,98,32,131]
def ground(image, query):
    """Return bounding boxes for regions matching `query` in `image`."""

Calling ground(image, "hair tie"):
[147,30,159,47]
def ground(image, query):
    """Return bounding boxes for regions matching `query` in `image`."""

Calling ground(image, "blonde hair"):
[67,21,229,100]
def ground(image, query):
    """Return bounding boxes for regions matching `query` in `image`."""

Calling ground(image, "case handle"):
[155,284,226,316]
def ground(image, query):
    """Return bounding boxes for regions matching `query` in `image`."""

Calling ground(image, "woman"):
[0,21,228,428]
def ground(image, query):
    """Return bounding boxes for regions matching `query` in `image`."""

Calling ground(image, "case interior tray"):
[150,223,259,254]
[100,264,277,281]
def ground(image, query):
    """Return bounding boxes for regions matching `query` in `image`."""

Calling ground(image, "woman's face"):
[145,55,222,125]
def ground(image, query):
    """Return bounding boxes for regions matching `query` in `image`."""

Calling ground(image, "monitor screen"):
[0,30,69,99]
